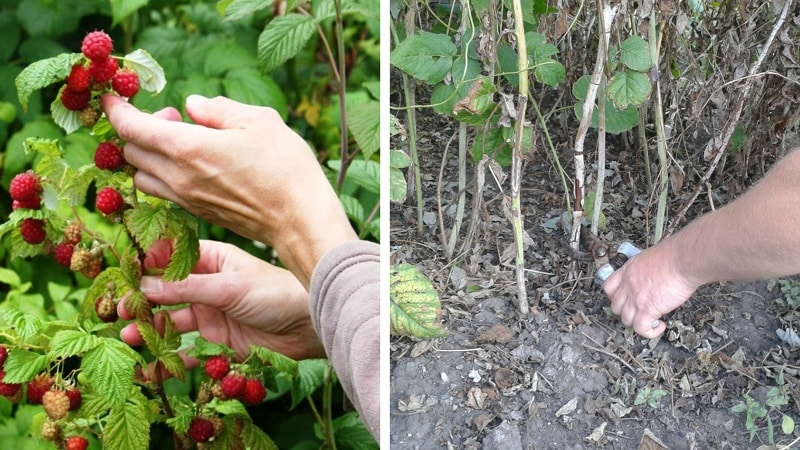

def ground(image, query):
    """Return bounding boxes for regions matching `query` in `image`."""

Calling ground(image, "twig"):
[579,333,647,376]
[436,131,459,258]
[666,0,793,235]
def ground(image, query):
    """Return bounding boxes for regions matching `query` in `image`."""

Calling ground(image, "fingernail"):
[140,276,163,294]
[186,94,209,108]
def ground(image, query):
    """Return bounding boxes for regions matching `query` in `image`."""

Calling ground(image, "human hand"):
[119,240,326,367]
[101,94,357,287]
[602,245,699,338]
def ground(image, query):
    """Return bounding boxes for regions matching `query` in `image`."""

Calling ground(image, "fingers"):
[184,95,281,130]
[101,95,192,150]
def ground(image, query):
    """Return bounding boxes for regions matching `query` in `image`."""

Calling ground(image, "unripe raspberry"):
[66,65,91,92]
[209,416,224,437]
[187,417,216,443]
[64,222,82,245]
[64,435,89,450]
[111,69,139,98]
[9,171,41,201]
[60,87,91,111]
[220,373,246,399]
[95,297,118,323]
[89,57,118,84]
[81,31,113,62]
[204,355,230,381]
[82,257,102,279]
[41,418,61,442]
[54,242,75,268]
[27,373,54,404]
[242,378,267,405]
[70,248,92,272]
[94,142,124,171]
[196,383,213,404]
[79,107,99,128]
[96,186,124,215]
[20,218,46,245]
[42,389,70,420]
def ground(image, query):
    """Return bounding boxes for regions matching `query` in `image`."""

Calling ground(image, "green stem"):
[511,0,529,315]
[650,11,668,243]
[322,364,337,450]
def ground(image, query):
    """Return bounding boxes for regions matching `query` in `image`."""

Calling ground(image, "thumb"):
[184,95,280,130]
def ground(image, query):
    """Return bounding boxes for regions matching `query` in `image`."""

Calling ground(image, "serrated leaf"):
[220,0,271,21]
[15,53,81,111]
[347,100,380,160]
[222,67,287,119]
[607,70,652,109]
[331,411,377,449]
[390,168,407,203]
[0,308,45,343]
[50,92,82,134]
[159,352,186,381]
[185,336,235,359]
[62,166,100,207]
[84,267,132,318]
[49,329,100,359]
[82,339,138,409]
[251,346,299,376]
[340,194,365,227]
[619,36,651,71]
[123,49,167,94]
[124,203,170,251]
[242,420,279,450]
[103,400,151,450]
[390,263,446,338]
[292,359,328,408]
[328,159,380,194]
[258,14,316,73]
[572,76,640,134]
[162,209,200,281]
[535,59,566,87]
[2,348,48,383]
[390,31,457,84]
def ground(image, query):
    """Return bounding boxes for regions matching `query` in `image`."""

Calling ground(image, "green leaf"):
[340,194,365,227]
[82,338,139,409]
[390,149,410,169]
[103,397,151,450]
[220,0,272,21]
[223,67,288,119]
[328,159,380,194]
[331,411,378,449]
[159,352,186,381]
[291,359,327,408]
[2,348,48,383]
[619,36,652,71]
[572,76,639,134]
[250,346,299,376]
[607,70,652,109]
[347,99,380,160]
[162,209,200,282]
[0,308,45,344]
[257,14,317,73]
[535,59,566,87]
[123,49,167,94]
[49,329,100,359]
[471,127,510,164]
[50,89,82,134]
[185,336,235,359]
[782,414,795,435]
[390,31,457,84]
[0,268,22,289]
[241,420,279,450]
[124,203,170,252]
[15,53,81,111]
[390,168,407,203]
[389,263,446,338]
[109,0,148,25]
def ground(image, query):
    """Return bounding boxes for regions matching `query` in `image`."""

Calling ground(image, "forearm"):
[665,148,800,287]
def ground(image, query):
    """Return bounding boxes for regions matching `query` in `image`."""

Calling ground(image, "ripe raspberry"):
[82,257,102,279]
[42,389,70,420]
[64,435,89,450]
[79,107,99,128]
[20,218,46,245]
[94,142,124,170]
[111,69,139,98]
[0,370,22,397]
[95,187,124,215]
[70,248,92,272]
[60,87,91,111]
[41,418,61,442]
[187,417,216,443]
[81,31,113,62]
[9,171,41,201]
[242,378,267,405]
[66,65,91,92]
[204,355,230,381]
[54,242,75,268]
[64,222,82,245]
[89,57,118,84]
[12,194,41,210]
[0,345,7,367]
[26,373,54,404]
[220,374,246,400]
[95,297,118,323]
[65,386,82,411]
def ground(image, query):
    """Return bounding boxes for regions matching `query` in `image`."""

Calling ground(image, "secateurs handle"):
[596,242,641,282]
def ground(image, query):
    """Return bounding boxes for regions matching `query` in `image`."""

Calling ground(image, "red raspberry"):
[242,378,267,405]
[0,370,22,397]
[66,65,91,92]
[95,187,124,215]
[54,242,75,268]
[9,171,41,201]
[204,355,230,381]
[65,386,82,411]
[89,57,118,84]
[187,417,216,443]
[94,142,124,170]
[27,373,54,404]
[220,373,246,399]
[12,194,41,210]
[60,87,91,111]
[42,389,70,420]
[81,31,113,62]
[94,297,118,323]
[111,69,139,98]
[20,218,46,245]
[64,435,89,450]
[0,345,7,367]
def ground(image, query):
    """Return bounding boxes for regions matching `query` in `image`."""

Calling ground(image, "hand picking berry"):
[20,218,47,245]
[111,70,139,98]
[95,187,124,215]
[204,355,230,381]
[81,31,113,62]
[9,171,41,202]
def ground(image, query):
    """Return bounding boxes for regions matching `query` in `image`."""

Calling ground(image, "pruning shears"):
[575,227,641,282]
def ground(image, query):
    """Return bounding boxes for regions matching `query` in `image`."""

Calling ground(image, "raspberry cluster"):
[202,355,267,406]
[60,30,140,122]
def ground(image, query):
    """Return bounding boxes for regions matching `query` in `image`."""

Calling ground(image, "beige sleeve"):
[308,240,380,440]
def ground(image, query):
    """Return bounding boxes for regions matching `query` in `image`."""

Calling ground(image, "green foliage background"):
[0,0,379,448]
